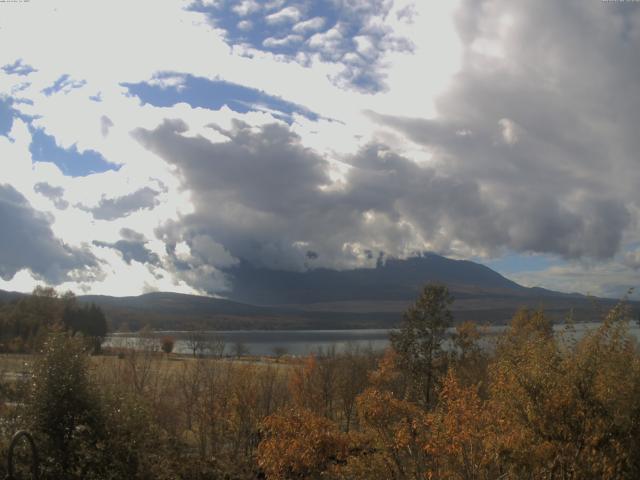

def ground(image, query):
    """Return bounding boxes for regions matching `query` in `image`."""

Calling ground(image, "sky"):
[0,0,639,299]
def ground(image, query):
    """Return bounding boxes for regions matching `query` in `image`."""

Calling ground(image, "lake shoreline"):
[104,321,637,357]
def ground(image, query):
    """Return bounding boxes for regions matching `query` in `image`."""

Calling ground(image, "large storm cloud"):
[127,0,640,296]
[371,0,640,259]
[134,115,627,292]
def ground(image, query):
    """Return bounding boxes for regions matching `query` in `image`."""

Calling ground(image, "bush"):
[160,336,175,355]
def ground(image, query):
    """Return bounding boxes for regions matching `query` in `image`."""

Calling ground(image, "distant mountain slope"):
[0,289,25,303]
[80,291,268,316]
[223,253,538,305]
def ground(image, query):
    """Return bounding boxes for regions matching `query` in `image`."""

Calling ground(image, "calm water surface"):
[104,322,640,357]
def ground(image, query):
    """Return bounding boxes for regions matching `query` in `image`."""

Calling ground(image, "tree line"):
[0,286,108,353]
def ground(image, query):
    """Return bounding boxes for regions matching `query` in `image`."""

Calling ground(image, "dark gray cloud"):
[624,250,640,271]
[131,0,640,294]
[0,184,96,282]
[134,120,505,291]
[84,187,160,221]
[93,236,160,265]
[120,227,146,243]
[369,0,640,259]
[135,119,334,272]
[34,182,69,209]
[93,228,159,266]
[100,115,114,137]
[134,117,635,295]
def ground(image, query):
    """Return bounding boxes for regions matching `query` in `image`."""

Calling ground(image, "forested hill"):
[0,289,24,303]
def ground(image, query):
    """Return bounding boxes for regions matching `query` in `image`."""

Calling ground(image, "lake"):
[106,329,391,356]
[104,321,640,357]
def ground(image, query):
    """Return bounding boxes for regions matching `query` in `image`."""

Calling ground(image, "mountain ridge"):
[0,254,633,330]
[220,253,580,305]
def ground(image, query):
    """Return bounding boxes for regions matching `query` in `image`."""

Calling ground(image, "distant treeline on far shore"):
[0,286,107,353]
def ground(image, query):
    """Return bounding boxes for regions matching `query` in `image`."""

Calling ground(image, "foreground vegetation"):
[0,285,638,479]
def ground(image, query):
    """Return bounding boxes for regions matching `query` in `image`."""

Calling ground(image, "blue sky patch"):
[483,252,560,276]
[0,97,17,137]
[190,1,339,56]
[42,74,87,96]
[123,73,320,123]
[29,128,119,177]
[188,0,406,92]
[2,59,36,76]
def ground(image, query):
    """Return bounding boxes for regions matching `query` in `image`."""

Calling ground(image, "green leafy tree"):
[390,284,452,407]
[28,331,105,479]
[62,303,108,354]
[85,304,107,354]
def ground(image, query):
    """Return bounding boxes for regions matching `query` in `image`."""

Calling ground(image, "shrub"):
[160,336,175,355]
[27,331,105,479]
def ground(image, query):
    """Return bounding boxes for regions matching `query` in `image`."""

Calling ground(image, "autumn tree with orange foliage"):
[258,408,349,479]
[289,355,331,416]
[426,369,496,479]
[342,387,431,479]
[488,305,640,479]
[450,321,489,388]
